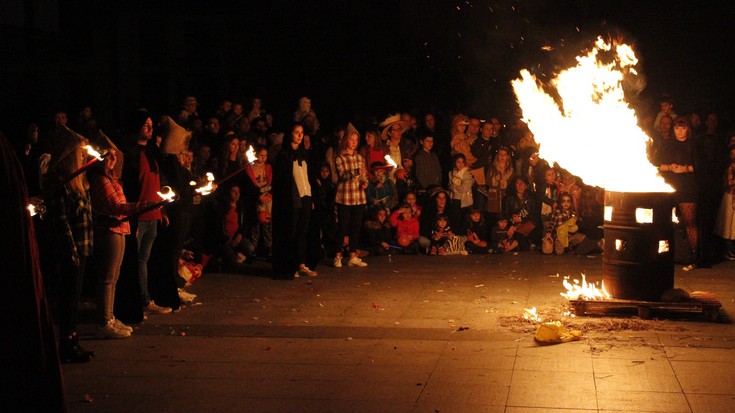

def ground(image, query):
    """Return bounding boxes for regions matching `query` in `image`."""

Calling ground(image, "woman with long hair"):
[46,128,95,362]
[89,148,141,338]
[271,122,318,279]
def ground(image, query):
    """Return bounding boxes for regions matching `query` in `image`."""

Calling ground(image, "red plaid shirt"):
[335,152,367,206]
[90,175,138,235]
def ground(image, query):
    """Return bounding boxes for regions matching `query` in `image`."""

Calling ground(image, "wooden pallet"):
[568,291,722,321]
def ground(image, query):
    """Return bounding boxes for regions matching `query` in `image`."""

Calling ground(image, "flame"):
[245,146,257,164]
[523,307,541,322]
[512,37,673,193]
[560,273,610,300]
[27,203,38,216]
[83,145,105,161]
[157,186,176,202]
[384,154,398,168]
[194,173,216,196]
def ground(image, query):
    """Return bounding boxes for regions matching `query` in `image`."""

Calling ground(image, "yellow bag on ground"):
[534,321,582,343]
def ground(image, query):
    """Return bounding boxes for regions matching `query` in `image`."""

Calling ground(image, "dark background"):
[2,0,734,137]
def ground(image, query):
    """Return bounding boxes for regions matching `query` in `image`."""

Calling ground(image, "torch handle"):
[119,197,178,222]
[216,164,251,187]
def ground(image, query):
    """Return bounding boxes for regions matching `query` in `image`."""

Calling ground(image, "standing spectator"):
[177,96,200,131]
[381,114,414,180]
[359,127,386,167]
[313,163,338,258]
[46,126,95,362]
[697,112,726,265]
[272,122,317,279]
[366,161,397,212]
[219,135,242,180]
[448,153,475,227]
[653,94,677,131]
[656,116,699,270]
[243,145,273,259]
[246,96,273,129]
[450,114,476,168]
[120,110,172,322]
[333,123,369,268]
[485,146,514,218]
[413,133,442,197]
[469,120,495,209]
[88,148,139,339]
[714,143,735,260]
[1,130,66,411]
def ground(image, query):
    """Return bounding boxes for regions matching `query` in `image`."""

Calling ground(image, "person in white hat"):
[380,114,415,181]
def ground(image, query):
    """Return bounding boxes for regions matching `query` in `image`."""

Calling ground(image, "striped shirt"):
[335,152,367,206]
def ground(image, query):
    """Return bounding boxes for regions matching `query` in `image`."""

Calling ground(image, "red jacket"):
[390,210,419,240]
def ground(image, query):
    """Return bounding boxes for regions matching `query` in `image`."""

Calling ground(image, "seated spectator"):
[463,207,490,254]
[542,192,586,255]
[429,213,467,255]
[389,204,420,254]
[574,185,605,255]
[504,175,538,249]
[216,185,255,271]
[485,146,514,218]
[490,214,518,254]
[537,167,560,225]
[362,207,394,256]
[419,186,458,252]
[403,191,422,218]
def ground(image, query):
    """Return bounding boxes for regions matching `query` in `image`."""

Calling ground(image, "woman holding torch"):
[89,148,142,338]
[46,126,95,362]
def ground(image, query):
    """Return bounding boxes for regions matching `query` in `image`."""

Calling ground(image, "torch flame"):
[27,204,38,217]
[560,273,610,300]
[157,186,176,202]
[384,154,398,168]
[245,146,257,164]
[194,173,217,196]
[83,145,105,162]
[512,37,673,193]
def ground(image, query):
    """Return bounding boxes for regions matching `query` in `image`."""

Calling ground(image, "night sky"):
[4,0,735,133]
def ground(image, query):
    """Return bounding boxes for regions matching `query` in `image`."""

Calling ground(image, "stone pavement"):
[63,252,735,413]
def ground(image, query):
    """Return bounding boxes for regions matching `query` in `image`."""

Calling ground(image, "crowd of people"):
[6,92,735,364]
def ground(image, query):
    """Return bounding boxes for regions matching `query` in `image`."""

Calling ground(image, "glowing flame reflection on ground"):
[512,37,673,193]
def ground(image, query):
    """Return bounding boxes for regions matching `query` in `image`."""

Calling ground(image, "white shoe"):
[97,320,131,339]
[145,300,172,314]
[112,318,133,333]
[333,256,343,268]
[298,266,318,277]
[347,257,367,267]
[178,288,197,303]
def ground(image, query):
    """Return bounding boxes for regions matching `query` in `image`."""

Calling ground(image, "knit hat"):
[125,109,151,135]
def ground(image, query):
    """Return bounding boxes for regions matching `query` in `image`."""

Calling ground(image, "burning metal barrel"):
[602,191,676,301]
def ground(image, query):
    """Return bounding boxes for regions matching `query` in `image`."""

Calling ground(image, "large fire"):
[512,37,672,193]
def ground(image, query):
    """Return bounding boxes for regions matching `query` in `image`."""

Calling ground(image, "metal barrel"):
[602,191,675,301]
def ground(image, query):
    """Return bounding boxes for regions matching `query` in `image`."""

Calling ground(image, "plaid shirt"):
[90,175,138,235]
[335,152,367,206]
[545,208,575,235]
[48,186,93,259]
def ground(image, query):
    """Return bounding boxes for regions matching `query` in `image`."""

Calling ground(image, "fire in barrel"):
[513,37,676,301]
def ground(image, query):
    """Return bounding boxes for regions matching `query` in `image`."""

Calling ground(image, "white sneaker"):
[97,320,131,339]
[178,288,197,303]
[112,318,133,333]
[298,266,318,277]
[145,300,172,314]
[347,257,367,267]
[333,256,343,268]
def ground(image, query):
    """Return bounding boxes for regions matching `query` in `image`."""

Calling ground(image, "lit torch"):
[384,154,398,168]
[245,146,257,164]
[217,147,256,187]
[120,186,177,222]
[194,172,216,196]
[60,145,109,186]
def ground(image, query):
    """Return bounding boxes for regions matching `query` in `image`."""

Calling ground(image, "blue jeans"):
[95,231,126,324]
[136,220,158,306]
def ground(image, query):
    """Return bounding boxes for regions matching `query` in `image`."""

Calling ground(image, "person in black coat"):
[271,122,319,279]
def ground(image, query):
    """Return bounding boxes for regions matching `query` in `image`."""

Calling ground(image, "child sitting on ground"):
[362,207,394,256]
[463,207,490,254]
[542,192,586,255]
[490,214,519,254]
[389,203,420,254]
[430,213,468,255]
